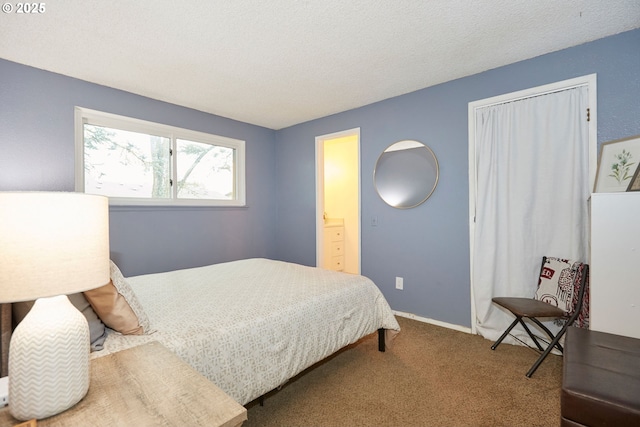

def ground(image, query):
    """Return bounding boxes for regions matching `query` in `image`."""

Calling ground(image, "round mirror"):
[373,140,439,209]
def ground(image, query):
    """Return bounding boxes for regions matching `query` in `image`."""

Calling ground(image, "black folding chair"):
[491,256,589,377]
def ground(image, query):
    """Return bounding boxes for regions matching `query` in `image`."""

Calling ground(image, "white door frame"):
[315,128,361,273]
[467,74,598,334]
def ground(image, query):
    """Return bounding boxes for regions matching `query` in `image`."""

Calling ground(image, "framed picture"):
[627,164,640,191]
[594,135,640,192]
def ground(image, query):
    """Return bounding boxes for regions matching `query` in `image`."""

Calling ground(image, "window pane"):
[84,124,171,198]
[176,139,235,200]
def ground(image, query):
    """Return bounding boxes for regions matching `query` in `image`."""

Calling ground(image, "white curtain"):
[473,86,590,344]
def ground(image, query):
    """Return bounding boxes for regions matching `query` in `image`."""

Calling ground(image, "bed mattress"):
[92,258,400,405]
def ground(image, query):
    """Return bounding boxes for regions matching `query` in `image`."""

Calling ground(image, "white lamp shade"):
[0,192,110,302]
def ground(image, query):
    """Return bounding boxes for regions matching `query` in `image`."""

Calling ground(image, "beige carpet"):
[244,316,562,427]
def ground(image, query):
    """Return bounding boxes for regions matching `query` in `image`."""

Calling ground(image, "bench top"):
[562,327,640,426]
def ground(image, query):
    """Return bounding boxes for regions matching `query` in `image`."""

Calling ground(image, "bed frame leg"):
[378,328,385,352]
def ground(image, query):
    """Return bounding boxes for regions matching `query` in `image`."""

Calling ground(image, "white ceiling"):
[1,1,639,130]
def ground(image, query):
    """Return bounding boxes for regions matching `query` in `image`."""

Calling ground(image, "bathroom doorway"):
[315,128,360,274]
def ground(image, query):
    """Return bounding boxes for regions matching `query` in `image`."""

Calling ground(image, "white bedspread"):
[92,258,400,405]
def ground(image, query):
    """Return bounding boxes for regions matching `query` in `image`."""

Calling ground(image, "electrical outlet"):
[395,277,403,290]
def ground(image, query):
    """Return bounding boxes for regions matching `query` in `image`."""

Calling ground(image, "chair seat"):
[492,296,566,318]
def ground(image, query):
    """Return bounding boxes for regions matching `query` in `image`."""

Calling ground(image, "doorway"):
[315,128,361,274]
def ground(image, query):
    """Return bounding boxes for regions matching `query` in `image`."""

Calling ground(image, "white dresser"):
[323,219,345,271]
[590,192,640,339]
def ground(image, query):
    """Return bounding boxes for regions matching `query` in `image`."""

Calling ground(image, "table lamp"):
[0,192,110,421]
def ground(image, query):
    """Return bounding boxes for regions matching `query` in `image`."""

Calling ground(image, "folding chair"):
[491,256,589,377]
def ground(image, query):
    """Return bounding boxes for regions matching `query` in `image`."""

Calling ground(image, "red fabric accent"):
[541,267,555,280]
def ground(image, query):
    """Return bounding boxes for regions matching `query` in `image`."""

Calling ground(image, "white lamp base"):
[9,295,90,420]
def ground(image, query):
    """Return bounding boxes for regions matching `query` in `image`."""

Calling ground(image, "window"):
[75,107,245,206]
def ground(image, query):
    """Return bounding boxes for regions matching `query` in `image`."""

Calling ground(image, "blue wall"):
[1,30,638,328]
[275,29,640,328]
[0,59,278,276]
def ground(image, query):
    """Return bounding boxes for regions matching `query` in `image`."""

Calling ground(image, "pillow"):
[84,260,151,335]
[535,257,576,313]
[12,293,108,352]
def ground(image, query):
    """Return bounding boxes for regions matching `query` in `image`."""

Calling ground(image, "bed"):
[88,258,400,405]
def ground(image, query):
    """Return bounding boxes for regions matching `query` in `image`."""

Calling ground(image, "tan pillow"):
[84,261,151,335]
[84,281,142,335]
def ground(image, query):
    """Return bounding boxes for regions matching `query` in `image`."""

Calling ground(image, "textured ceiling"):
[1,1,639,129]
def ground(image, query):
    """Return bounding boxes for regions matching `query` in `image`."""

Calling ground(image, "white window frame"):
[75,107,246,207]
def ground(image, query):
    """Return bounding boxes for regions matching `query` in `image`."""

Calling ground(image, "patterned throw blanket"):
[535,257,589,329]
[569,262,589,329]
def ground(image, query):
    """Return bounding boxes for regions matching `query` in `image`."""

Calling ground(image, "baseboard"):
[393,310,473,334]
